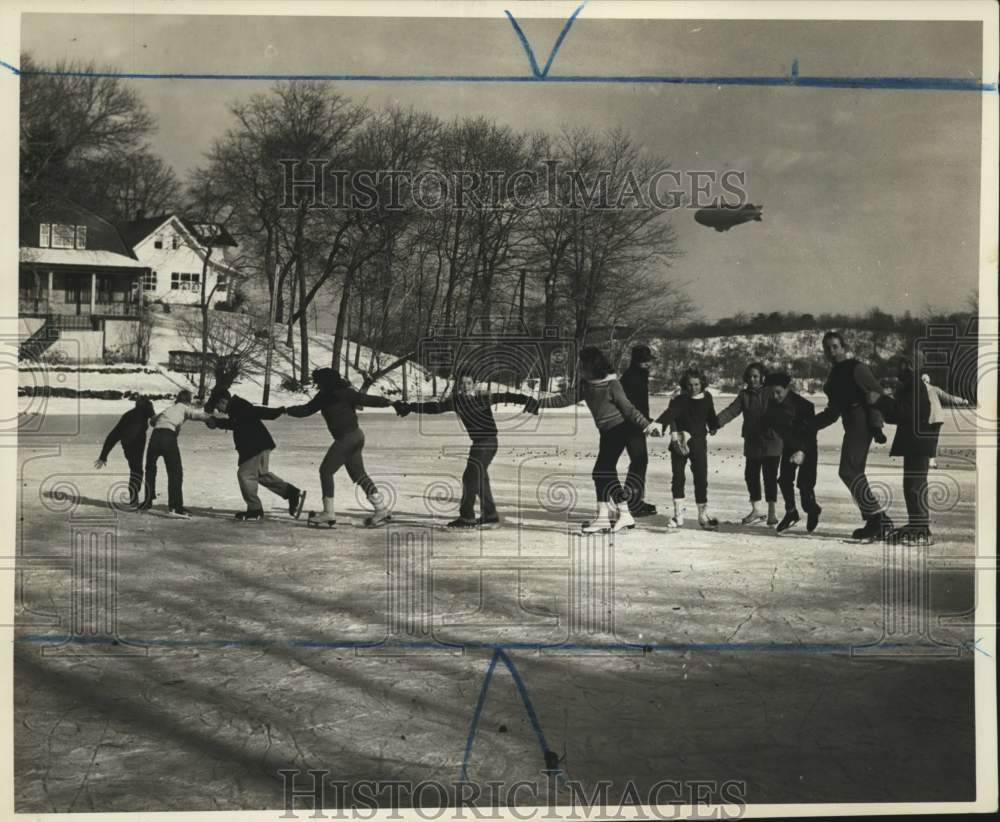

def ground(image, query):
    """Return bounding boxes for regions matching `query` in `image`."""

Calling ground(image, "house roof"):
[117,213,238,249]
[20,198,140,260]
[20,247,149,271]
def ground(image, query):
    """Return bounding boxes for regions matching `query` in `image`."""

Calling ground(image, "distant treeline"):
[675,307,973,339]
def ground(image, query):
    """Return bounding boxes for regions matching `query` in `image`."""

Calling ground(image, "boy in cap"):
[138,389,215,518]
[209,389,305,521]
[764,372,822,533]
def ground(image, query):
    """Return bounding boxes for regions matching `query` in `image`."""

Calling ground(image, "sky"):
[18,11,986,321]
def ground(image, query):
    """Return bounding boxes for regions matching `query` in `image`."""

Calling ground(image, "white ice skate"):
[611,503,635,533]
[363,491,392,528]
[306,496,337,528]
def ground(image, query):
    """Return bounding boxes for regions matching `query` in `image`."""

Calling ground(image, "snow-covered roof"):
[20,247,149,270]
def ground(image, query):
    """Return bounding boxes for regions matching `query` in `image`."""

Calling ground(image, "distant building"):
[118,212,238,307]
[19,199,150,363]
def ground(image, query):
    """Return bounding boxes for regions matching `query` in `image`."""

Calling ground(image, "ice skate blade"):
[306,517,337,529]
[364,514,392,528]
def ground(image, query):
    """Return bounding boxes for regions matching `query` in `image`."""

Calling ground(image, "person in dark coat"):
[813,331,894,541]
[209,389,304,521]
[285,368,394,527]
[655,368,720,529]
[764,373,822,533]
[399,373,532,528]
[868,354,937,543]
[716,362,784,526]
[618,344,657,517]
[94,396,155,507]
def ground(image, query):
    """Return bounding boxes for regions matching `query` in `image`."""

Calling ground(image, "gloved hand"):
[873,428,887,444]
[790,450,805,466]
[205,417,219,429]
[392,400,411,417]
[523,398,540,415]
[669,436,689,458]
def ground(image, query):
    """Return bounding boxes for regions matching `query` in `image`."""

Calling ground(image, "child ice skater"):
[139,389,216,518]
[398,372,533,529]
[208,389,305,522]
[285,368,394,528]
[94,395,155,507]
[656,368,720,530]
[764,373,822,533]
[526,346,657,534]
[715,362,783,526]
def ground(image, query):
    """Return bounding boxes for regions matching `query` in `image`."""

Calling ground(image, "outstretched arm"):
[96,417,125,465]
[714,393,743,428]
[285,392,326,418]
[931,384,969,407]
[336,387,392,408]
[406,397,454,415]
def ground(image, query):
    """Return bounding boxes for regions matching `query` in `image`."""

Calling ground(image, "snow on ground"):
[13,405,979,811]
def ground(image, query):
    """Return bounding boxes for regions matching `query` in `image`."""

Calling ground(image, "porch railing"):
[18,299,141,318]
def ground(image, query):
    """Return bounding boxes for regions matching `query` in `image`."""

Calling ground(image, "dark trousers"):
[623,426,649,510]
[144,429,183,510]
[838,407,880,517]
[745,456,780,503]
[461,436,498,519]
[778,446,818,514]
[319,427,377,498]
[671,436,709,504]
[123,438,145,505]
[902,455,930,530]
[593,423,630,503]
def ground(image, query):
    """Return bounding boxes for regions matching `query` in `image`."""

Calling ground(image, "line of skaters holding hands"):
[95,333,966,543]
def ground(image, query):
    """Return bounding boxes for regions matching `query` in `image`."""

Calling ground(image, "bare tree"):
[19,54,155,218]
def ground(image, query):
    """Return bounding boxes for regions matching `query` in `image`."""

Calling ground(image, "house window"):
[39,224,50,247]
[143,270,158,291]
[216,272,228,290]
[75,225,87,249]
[50,224,76,249]
[171,272,201,291]
[171,235,180,250]
[154,236,163,249]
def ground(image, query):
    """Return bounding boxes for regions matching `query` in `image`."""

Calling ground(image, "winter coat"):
[619,364,650,420]
[875,371,936,458]
[539,375,650,432]
[213,395,283,463]
[408,391,530,439]
[286,382,391,437]
[716,386,783,458]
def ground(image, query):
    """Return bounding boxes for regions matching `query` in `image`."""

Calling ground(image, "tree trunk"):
[331,267,355,368]
[197,246,214,399]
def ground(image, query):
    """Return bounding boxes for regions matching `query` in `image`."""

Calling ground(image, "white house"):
[118,213,238,306]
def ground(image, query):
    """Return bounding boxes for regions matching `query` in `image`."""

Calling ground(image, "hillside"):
[18,312,908,413]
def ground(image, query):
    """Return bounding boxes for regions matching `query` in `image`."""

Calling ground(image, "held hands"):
[205,417,219,429]
[790,451,805,466]
[646,423,662,438]
[392,400,411,418]
[523,397,540,415]
[94,459,106,470]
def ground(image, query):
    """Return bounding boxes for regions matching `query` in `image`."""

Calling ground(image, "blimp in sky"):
[694,202,764,232]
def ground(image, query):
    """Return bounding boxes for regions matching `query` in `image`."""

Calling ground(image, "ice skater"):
[920,373,970,468]
[397,373,533,529]
[94,395,155,507]
[656,368,720,530]
[813,331,893,540]
[526,346,657,534]
[763,373,822,533]
[208,389,306,522]
[619,344,658,517]
[715,362,783,526]
[139,389,215,518]
[285,367,393,528]
[868,354,954,544]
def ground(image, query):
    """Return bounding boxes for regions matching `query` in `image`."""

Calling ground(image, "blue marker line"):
[460,649,501,783]
[504,2,587,78]
[0,59,994,92]
[13,633,963,654]
[496,649,553,765]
